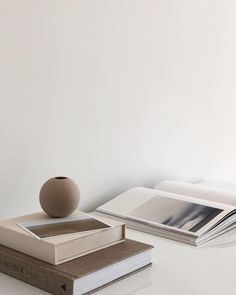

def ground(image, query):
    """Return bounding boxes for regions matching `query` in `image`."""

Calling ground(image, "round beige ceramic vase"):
[39,176,80,218]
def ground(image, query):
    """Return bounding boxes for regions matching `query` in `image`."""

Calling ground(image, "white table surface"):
[0,228,236,295]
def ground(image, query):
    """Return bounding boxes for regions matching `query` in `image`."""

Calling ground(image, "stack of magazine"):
[0,211,153,295]
[96,180,236,246]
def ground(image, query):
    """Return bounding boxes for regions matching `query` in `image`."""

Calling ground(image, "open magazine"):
[95,181,236,246]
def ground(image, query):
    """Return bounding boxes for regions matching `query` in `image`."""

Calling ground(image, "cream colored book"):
[0,211,125,265]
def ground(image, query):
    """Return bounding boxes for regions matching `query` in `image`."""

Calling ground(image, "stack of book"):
[0,211,153,295]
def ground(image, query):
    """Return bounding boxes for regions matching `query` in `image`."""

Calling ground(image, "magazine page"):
[154,181,236,207]
[197,214,236,245]
[97,187,234,237]
[203,224,236,247]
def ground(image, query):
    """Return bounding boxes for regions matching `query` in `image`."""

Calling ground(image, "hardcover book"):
[0,239,153,295]
[0,211,125,265]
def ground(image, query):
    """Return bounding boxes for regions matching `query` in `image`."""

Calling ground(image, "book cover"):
[0,239,153,295]
[0,211,125,265]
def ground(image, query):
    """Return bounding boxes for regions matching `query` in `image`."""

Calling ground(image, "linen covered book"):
[0,239,153,295]
[0,211,125,265]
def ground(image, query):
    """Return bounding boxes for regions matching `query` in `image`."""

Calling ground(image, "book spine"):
[0,225,56,264]
[0,248,74,295]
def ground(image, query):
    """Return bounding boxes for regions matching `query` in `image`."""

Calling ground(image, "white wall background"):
[0,0,236,219]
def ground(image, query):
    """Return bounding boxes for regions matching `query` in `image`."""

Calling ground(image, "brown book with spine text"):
[0,239,153,295]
